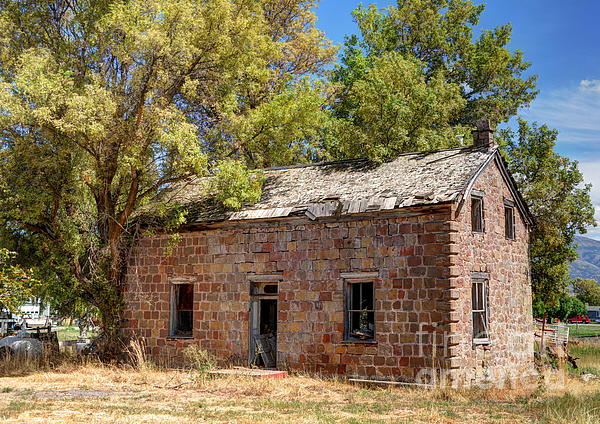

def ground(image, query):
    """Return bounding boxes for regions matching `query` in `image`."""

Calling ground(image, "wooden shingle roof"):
[155,144,533,226]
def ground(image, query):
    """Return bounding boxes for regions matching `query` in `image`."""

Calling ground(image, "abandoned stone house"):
[123,121,535,386]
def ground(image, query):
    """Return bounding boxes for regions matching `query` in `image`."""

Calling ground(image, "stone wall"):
[122,159,534,384]
[449,159,534,387]
[123,206,456,381]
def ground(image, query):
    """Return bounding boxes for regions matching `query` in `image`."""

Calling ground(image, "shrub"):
[183,345,213,382]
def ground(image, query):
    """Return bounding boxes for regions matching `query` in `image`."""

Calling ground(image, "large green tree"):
[327,0,538,160]
[326,0,595,304]
[0,0,335,349]
[326,51,466,161]
[572,278,600,306]
[499,120,596,304]
[551,296,587,322]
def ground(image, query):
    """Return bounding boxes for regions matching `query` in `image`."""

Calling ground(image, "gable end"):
[456,149,533,226]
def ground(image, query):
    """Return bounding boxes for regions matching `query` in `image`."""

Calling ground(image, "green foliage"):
[328,0,589,307]
[0,248,39,313]
[499,120,596,304]
[329,0,538,154]
[326,52,467,161]
[211,160,264,211]
[554,296,587,321]
[215,78,334,168]
[183,344,213,382]
[0,0,335,348]
[532,296,548,319]
[537,294,588,321]
[573,278,600,306]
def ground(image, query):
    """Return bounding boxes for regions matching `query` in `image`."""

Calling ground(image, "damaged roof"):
[156,144,533,225]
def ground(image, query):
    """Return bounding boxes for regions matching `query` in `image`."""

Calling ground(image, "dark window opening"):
[471,197,484,232]
[345,281,375,341]
[472,279,489,343]
[263,284,278,294]
[171,283,193,337]
[505,206,515,240]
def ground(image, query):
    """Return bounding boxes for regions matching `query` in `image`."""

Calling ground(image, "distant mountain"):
[569,235,600,282]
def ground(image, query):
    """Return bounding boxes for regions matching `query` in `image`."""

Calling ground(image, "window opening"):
[170,283,193,337]
[345,281,375,341]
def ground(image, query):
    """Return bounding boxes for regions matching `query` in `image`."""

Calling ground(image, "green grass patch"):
[569,340,600,371]
[568,324,600,338]
[55,326,98,342]
[0,399,45,420]
[566,339,600,380]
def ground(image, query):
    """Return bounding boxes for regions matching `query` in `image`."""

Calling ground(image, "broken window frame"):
[471,275,490,345]
[169,282,194,338]
[504,199,515,240]
[471,195,484,233]
[344,280,376,343]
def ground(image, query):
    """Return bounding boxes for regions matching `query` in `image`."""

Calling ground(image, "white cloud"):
[522,79,600,139]
[578,161,600,240]
[512,79,600,239]
[510,79,600,239]
[580,80,600,94]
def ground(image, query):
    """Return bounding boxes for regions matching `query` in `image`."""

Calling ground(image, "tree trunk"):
[87,171,138,360]
[95,280,126,360]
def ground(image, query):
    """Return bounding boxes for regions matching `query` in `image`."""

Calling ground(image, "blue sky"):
[315,0,600,239]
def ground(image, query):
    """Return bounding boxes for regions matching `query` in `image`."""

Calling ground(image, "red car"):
[567,316,592,324]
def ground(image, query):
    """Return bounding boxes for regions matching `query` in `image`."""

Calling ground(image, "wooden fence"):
[534,321,569,347]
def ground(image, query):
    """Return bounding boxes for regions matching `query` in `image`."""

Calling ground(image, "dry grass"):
[569,339,600,375]
[0,344,599,423]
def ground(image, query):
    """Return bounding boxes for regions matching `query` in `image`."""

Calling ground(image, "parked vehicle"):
[567,316,592,324]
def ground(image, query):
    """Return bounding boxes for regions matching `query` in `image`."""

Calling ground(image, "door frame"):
[248,280,279,366]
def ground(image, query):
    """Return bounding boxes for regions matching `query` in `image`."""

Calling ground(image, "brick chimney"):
[473,119,495,149]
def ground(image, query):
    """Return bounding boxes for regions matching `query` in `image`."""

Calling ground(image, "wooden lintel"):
[248,274,283,282]
[168,276,195,284]
[340,272,379,280]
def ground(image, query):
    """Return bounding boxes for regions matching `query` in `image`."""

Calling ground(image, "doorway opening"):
[249,282,278,368]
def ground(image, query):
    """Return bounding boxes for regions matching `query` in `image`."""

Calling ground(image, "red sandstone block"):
[374,356,386,366]
[365,346,377,355]
[341,355,357,365]
[409,357,425,367]
[418,234,437,245]
[410,223,424,233]
[424,222,446,233]
[422,243,443,255]
[396,246,413,257]
[319,292,332,301]
[409,267,426,277]
[398,223,412,234]
[364,366,376,376]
